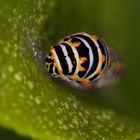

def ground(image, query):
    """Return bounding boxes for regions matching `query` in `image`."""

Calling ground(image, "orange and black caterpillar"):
[44,32,124,88]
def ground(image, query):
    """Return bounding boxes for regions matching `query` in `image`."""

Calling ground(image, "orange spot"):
[67,37,81,47]
[70,75,79,80]
[79,67,86,71]
[92,34,98,41]
[100,55,106,62]
[68,38,73,43]
[80,79,91,87]
[80,57,88,63]
[73,42,81,47]
[92,55,106,74]
[70,75,91,87]
[50,48,55,55]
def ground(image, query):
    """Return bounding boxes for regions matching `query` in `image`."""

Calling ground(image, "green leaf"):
[0,0,140,139]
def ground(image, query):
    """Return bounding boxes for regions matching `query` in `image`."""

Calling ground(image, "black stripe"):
[70,37,90,78]
[49,64,54,74]
[97,39,106,55]
[44,56,53,63]
[89,73,99,81]
[54,45,69,75]
[101,61,106,70]
[97,39,108,71]
[100,39,110,63]
[61,43,77,75]
[73,34,99,78]
[55,67,59,74]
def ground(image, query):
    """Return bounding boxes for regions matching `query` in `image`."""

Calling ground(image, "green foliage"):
[0,0,140,139]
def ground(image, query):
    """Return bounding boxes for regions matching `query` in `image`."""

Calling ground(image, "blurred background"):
[0,127,31,140]
[0,0,140,139]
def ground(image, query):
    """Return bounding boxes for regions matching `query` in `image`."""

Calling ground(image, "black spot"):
[48,52,52,56]
[64,37,70,41]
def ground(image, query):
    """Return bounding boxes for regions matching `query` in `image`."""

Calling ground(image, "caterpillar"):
[44,32,124,88]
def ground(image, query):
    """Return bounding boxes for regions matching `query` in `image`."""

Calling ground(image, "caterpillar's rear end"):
[94,46,124,88]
